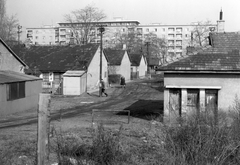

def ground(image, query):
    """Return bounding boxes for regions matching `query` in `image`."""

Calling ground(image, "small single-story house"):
[12,44,108,95]
[128,53,147,79]
[158,31,240,124]
[104,49,131,81]
[0,38,26,73]
[0,70,42,115]
[0,38,42,115]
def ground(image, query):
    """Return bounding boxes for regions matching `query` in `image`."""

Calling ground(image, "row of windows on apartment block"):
[27,27,191,35]
[28,34,189,42]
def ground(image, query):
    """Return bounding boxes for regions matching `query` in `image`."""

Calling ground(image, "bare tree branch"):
[64,4,106,44]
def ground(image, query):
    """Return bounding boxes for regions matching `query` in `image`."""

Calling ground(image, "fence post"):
[37,93,51,165]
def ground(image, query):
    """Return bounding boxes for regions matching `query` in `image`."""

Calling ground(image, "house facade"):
[104,49,131,81]
[0,70,42,115]
[159,49,240,124]
[0,38,42,115]
[0,38,26,73]
[129,53,147,79]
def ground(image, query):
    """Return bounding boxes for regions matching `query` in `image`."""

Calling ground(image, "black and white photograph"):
[0,0,240,164]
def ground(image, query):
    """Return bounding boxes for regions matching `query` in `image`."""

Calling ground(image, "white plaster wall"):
[0,80,42,115]
[63,77,80,95]
[87,47,108,91]
[0,43,25,73]
[138,56,147,78]
[164,73,240,111]
[120,52,131,80]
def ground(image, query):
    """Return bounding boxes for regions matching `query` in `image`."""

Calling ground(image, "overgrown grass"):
[1,99,240,164]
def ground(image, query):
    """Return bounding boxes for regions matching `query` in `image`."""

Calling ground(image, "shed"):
[63,71,87,95]
[0,70,42,115]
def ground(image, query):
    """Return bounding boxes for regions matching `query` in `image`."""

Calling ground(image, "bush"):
[163,114,240,165]
[108,74,121,84]
[52,124,128,164]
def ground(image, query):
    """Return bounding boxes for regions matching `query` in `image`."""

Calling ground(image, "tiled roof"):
[158,32,240,72]
[128,53,143,66]
[201,32,240,53]
[0,70,41,84]
[104,49,126,65]
[159,50,240,71]
[11,44,100,73]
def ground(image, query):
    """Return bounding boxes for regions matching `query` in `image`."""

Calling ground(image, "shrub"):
[163,114,240,165]
[52,124,128,164]
[108,74,121,84]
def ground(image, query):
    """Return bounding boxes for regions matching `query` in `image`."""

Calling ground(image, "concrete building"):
[158,31,240,124]
[26,25,59,45]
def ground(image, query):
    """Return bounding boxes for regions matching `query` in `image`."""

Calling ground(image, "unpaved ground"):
[0,77,164,164]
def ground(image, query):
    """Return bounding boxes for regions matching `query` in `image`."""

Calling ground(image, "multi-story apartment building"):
[57,20,140,44]
[26,11,224,58]
[26,25,59,45]
[137,23,217,57]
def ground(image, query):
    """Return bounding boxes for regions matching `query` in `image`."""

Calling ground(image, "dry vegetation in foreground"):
[1,100,240,164]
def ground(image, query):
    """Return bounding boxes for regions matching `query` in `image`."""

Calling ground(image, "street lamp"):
[98,24,107,97]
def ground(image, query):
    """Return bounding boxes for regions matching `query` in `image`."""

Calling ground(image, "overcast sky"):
[6,0,240,32]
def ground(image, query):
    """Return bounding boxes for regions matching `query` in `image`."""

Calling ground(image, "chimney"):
[220,9,223,20]
[217,9,225,32]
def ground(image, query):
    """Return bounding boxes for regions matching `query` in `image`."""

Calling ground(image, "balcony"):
[176,34,182,39]
[176,28,183,33]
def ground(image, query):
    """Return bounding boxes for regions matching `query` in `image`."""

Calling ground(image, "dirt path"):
[0,78,163,129]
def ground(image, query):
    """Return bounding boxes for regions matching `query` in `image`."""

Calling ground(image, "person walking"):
[100,79,108,97]
[120,76,126,88]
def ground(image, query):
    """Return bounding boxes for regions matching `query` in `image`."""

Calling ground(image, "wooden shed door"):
[205,90,218,125]
[169,89,181,122]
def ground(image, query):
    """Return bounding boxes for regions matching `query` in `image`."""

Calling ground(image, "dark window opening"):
[7,82,25,101]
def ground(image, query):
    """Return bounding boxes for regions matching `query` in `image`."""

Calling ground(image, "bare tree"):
[64,5,106,44]
[0,0,19,41]
[190,20,213,48]
[144,32,167,65]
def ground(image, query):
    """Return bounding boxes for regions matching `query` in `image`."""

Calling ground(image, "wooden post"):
[37,93,51,165]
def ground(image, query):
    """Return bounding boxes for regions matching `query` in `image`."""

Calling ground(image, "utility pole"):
[145,41,150,74]
[98,24,107,97]
[17,25,22,45]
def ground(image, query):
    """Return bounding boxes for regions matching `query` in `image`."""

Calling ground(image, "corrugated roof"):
[104,49,126,65]
[11,44,100,73]
[0,70,41,84]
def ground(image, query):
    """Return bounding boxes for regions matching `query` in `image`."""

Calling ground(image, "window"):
[146,28,149,32]
[7,82,25,101]
[35,36,38,39]
[187,89,199,106]
[155,28,157,32]
[162,28,165,32]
